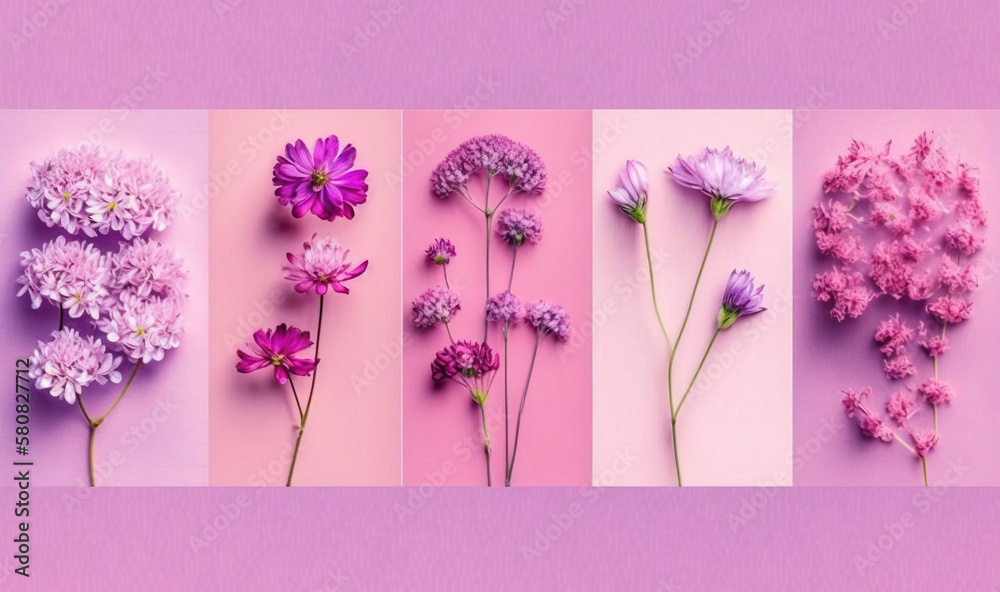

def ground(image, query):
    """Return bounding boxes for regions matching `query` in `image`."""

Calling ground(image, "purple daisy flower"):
[236,323,316,385]
[283,234,368,296]
[608,159,649,223]
[668,147,775,220]
[425,238,457,265]
[495,208,543,247]
[525,300,571,342]
[273,135,369,221]
[718,269,766,329]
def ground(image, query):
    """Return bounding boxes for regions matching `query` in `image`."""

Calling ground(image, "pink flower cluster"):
[822,133,984,474]
[26,145,180,238]
[28,328,122,405]
[430,134,546,197]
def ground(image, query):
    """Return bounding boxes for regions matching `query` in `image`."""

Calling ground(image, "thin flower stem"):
[641,221,672,351]
[95,361,143,425]
[59,305,65,331]
[288,376,304,424]
[480,403,492,486]
[88,424,97,487]
[507,248,518,292]
[673,328,721,421]
[287,295,325,487]
[666,219,718,487]
[77,395,95,425]
[503,324,510,484]
[921,457,929,487]
[493,186,515,212]
[442,265,451,290]
[484,211,493,343]
[506,332,541,486]
[933,404,938,435]
[444,321,456,344]
[893,433,916,454]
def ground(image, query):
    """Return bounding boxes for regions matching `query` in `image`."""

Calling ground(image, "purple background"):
[3,0,1000,590]
[793,111,1000,486]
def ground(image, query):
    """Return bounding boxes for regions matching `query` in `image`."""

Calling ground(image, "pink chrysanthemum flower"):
[97,294,183,364]
[425,238,456,265]
[943,223,985,256]
[411,286,461,329]
[99,155,180,238]
[486,291,522,326]
[919,335,949,358]
[668,146,776,220]
[918,378,954,405]
[108,238,185,301]
[883,355,916,380]
[28,328,122,404]
[495,208,543,247]
[236,323,316,385]
[912,430,939,458]
[926,296,972,324]
[273,136,369,221]
[886,391,918,426]
[822,139,890,195]
[25,145,117,236]
[525,300,571,342]
[283,234,368,296]
[813,268,875,322]
[937,255,978,294]
[811,200,855,233]
[815,232,867,264]
[17,236,111,319]
[873,314,916,357]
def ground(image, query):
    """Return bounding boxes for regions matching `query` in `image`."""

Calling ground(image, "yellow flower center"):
[75,294,82,303]
[136,326,145,337]
[107,201,117,211]
[271,354,285,366]
[311,170,329,187]
[62,190,70,202]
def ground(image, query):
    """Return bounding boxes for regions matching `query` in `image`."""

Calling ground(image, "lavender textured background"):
[3,0,1000,590]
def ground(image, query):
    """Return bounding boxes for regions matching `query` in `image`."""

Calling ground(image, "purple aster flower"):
[425,238,457,265]
[431,340,500,405]
[273,135,369,221]
[236,323,316,385]
[525,300,571,342]
[495,208,543,247]
[717,269,766,329]
[28,328,122,405]
[17,236,111,319]
[668,147,776,220]
[283,234,368,296]
[411,286,461,329]
[108,238,185,301]
[486,291,523,326]
[608,160,649,223]
[97,294,184,364]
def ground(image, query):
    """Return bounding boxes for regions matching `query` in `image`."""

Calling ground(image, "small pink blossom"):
[841,387,871,419]
[937,255,978,294]
[859,414,894,442]
[944,223,985,255]
[815,232,866,264]
[919,335,949,358]
[811,200,854,233]
[918,378,954,405]
[873,314,916,357]
[926,296,972,324]
[912,430,939,458]
[886,391,918,426]
[883,355,916,380]
[813,268,875,322]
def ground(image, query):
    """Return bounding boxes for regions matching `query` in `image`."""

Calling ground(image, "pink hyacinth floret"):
[486,291,523,326]
[886,391,918,426]
[918,378,954,406]
[411,286,461,329]
[17,236,111,320]
[525,300,571,342]
[108,237,186,302]
[430,134,546,197]
[495,208,543,247]
[96,294,184,364]
[912,430,939,458]
[873,314,916,357]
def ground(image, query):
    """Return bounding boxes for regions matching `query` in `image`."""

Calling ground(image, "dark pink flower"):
[236,324,316,385]
[918,378,954,405]
[944,223,985,256]
[874,314,915,357]
[431,340,500,405]
[886,391,918,426]
[273,135,369,221]
[859,414,894,442]
[813,268,875,322]
[927,296,972,324]
[425,238,456,265]
[883,355,916,380]
[920,335,949,358]
[938,255,978,294]
[912,430,939,458]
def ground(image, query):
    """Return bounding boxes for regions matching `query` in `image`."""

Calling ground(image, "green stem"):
[506,333,541,486]
[641,221,672,351]
[484,212,493,343]
[503,325,510,484]
[444,321,455,344]
[289,377,304,425]
[480,404,492,486]
[508,248,518,292]
[95,360,143,425]
[88,424,96,487]
[443,264,451,290]
[287,294,325,487]
[673,328,721,421]
[670,417,682,487]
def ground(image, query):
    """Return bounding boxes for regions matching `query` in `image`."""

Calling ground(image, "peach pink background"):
[401,110,593,486]
[0,109,209,485]
[793,110,1000,486]
[208,110,401,485]
[592,110,793,486]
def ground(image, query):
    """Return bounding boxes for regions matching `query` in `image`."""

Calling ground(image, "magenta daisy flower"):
[236,324,316,385]
[273,135,369,221]
[283,234,368,296]
[668,147,775,220]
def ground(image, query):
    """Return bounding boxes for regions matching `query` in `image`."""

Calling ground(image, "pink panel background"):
[401,110,592,486]
[793,110,1000,486]
[208,110,402,485]
[592,110,793,486]
[0,110,209,486]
